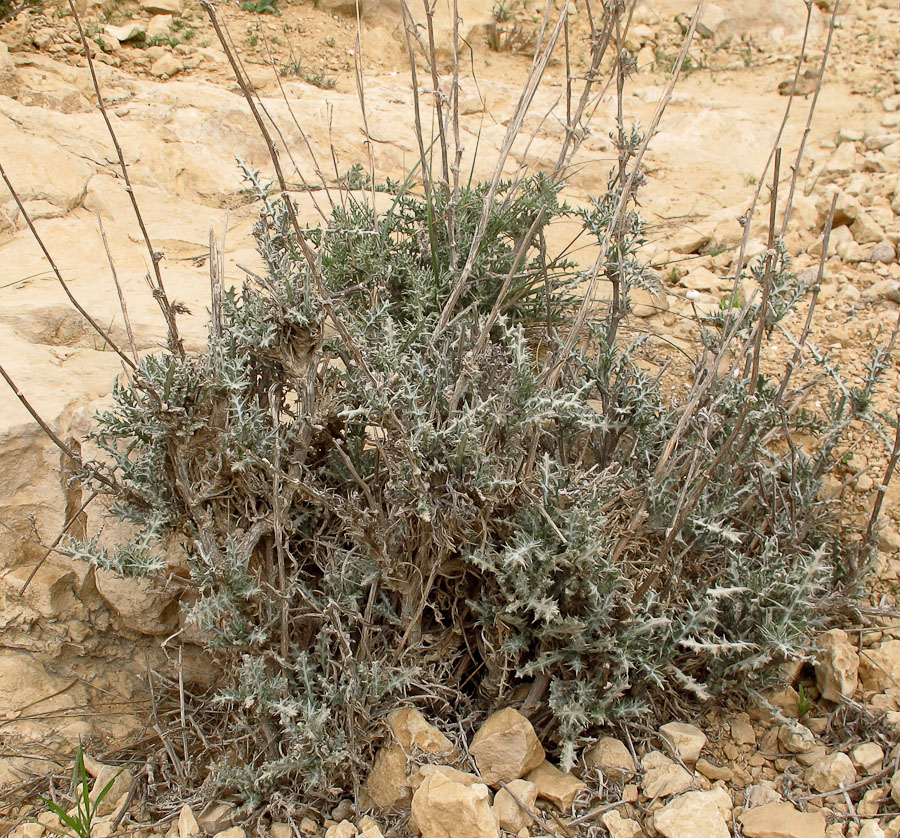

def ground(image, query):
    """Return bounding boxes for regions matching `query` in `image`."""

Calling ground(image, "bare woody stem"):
[68,0,185,361]
[0,160,136,370]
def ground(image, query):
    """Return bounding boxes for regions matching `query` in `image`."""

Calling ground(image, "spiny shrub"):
[69,153,894,809]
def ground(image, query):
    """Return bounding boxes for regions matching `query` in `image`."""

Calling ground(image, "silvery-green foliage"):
[71,158,894,808]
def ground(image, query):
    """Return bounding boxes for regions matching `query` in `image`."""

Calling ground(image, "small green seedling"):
[797,684,814,718]
[40,742,119,838]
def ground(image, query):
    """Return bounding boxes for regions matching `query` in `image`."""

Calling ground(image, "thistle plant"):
[61,138,897,804]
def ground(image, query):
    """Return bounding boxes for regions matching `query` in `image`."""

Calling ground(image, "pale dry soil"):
[1,0,900,836]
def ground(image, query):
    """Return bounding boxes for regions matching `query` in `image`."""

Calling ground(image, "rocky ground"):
[1,0,900,836]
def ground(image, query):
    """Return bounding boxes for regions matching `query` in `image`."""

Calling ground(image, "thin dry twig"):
[434,0,570,337]
[96,208,139,364]
[0,161,136,370]
[498,780,569,838]
[18,490,100,596]
[547,0,705,386]
[68,0,184,360]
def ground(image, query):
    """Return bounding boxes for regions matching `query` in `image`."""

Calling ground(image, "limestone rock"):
[653,788,733,838]
[458,89,484,115]
[778,723,817,755]
[214,829,246,838]
[150,53,183,79]
[331,801,354,823]
[0,124,93,211]
[779,68,819,96]
[584,737,637,782]
[641,751,693,799]
[0,649,93,748]
[891,771,900,807]
[324,823,356,838]
[91,764,134,816]
[804,752,856,793]
[0,41,15,97]
[851,211,885,244]
[695,758,733,782]
[860,640,900,692]
[729,718,757,745]
[767,686,804,719]
[851,743,884,775]
[858,788,884,817]
[747,785,783,808]
[492,779,537,833]
[411,770,499,838]
[668,227,711,255]
[859,822,886,838]
[364,744,410,809]
[525,761,586,812]
[679,268,727,293]
[659,722,707,764]
[389,707,454,755]
[739,802,826,838]
[94,569,179,635]
[469,708,545,786]
[870,242,897,264]
[178,806,200,838]
[146,14,173,41]
[269,824,290,838]
[862,279,900,306]
[631,285,668,318]
[96,32,120,52]
[825,142,859,177]
[810,223,853,258]
[412,765,481,790]
[796,745,827,768]
[199,803,235,834]
[104,22,147,42]
[315,0,374,14]
[601,810,643,838]
[356,816,384,838]
[816,628,859,702]
[141,0,184,14]
[668,1,823,45]
[817,189,861,226]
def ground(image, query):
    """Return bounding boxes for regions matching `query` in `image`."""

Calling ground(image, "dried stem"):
[776,193,838,401]
[547,0,705,386]
[68,0,184,360]
[96,208,139,363]
[18,490,99,596]
[0,160,136,370]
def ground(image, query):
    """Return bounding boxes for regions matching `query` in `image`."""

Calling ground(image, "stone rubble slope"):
[15,693,899,838]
